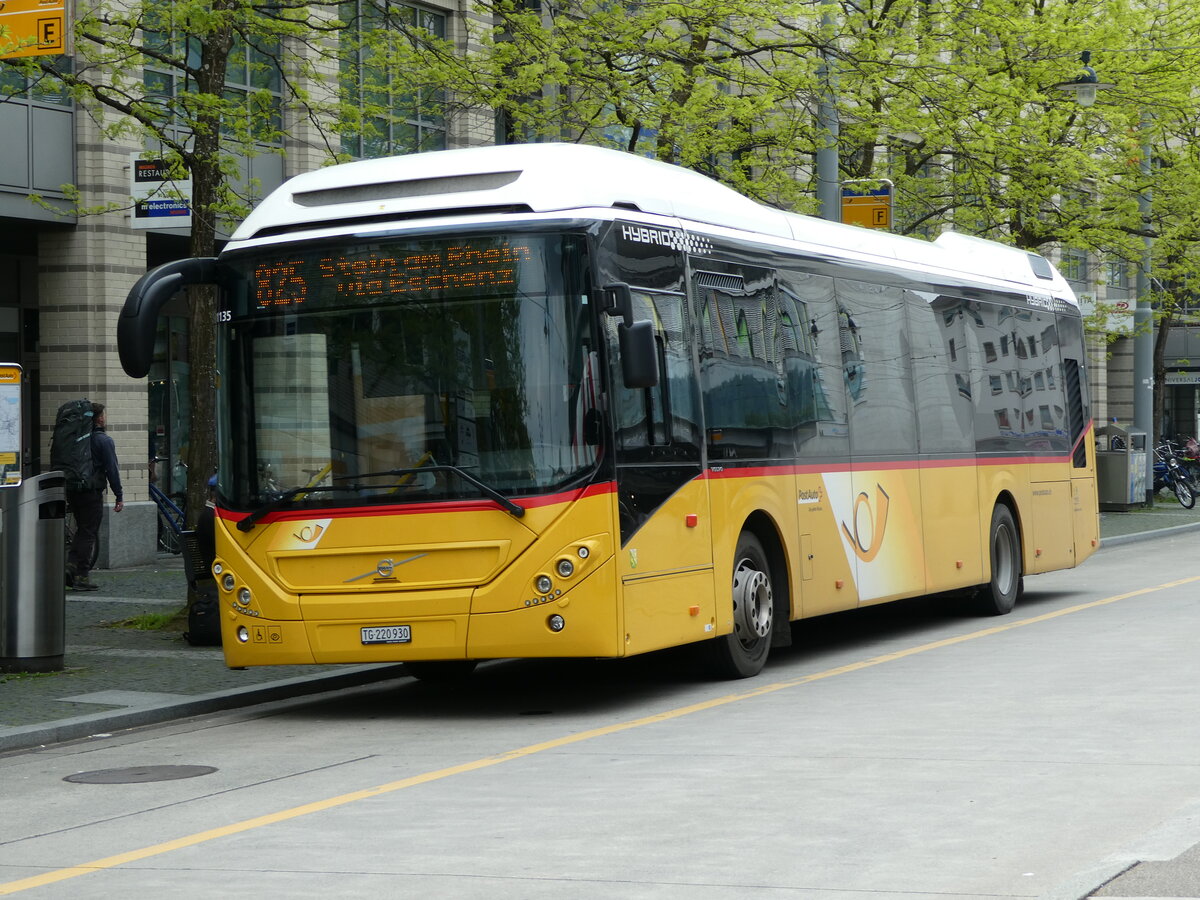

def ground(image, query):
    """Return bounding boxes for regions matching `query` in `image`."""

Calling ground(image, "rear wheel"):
[157,503,184,554]
[977,504,1022,616]
[701,531,773,679]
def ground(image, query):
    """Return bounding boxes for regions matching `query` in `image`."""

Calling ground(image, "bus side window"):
[609,290,700,459]
[834,277,917,456]
[695,265,795,460]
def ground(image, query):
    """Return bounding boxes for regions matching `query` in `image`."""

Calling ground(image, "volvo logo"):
[344,553,427,583]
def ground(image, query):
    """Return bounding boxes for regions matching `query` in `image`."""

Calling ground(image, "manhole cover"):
[64,765,217,784]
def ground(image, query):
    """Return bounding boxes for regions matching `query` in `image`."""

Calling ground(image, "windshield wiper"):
[340,465,526,519]
[236,485,358,532]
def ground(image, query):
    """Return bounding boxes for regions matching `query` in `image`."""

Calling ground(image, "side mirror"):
[601,282,634,324]
[118,258,226,378]
[602,283,659,389]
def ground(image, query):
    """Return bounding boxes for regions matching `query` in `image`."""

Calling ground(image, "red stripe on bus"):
[703,453,1080,480]
[215,480,617,525]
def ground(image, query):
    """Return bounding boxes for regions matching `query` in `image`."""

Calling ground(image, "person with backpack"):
[63,402,124,591]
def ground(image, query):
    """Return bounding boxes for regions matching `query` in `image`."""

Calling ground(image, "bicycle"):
[1153,442,1196,509]
[150,481,186,554]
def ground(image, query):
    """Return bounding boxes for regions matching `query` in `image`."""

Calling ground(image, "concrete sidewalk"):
[3,504,1198,758]
[0,558,405,754]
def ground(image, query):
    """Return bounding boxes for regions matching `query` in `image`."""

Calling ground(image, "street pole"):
[815,0,840,222]
[1052,54,1149,499]
[1133,110,1155,503]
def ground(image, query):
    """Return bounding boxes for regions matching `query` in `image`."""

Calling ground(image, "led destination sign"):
[251,241,534,310]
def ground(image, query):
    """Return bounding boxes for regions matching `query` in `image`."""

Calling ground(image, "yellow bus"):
[118,144,1099,679]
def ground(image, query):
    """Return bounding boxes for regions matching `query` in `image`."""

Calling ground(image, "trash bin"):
[1096,424,1147,511]
[0,472,66,672]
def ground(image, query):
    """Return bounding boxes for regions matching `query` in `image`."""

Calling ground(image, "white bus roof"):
[230,143,1073,301]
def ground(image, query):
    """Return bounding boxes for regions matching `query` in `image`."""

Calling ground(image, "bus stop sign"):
[841,184,892,230]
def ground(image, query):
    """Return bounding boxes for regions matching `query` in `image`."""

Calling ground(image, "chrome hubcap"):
[732,558,772,645]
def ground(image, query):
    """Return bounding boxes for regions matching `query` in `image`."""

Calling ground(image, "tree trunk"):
[182,12,235,530]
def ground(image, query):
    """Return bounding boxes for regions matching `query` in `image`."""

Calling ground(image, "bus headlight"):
[556,558,575,578]
[535,574,553,594]
[236,587,252,606]
[222,573,235,592]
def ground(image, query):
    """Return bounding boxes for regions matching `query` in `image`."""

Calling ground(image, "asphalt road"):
[3,534,1200,899]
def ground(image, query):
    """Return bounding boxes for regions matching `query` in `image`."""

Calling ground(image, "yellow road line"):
[4,576,1195,895]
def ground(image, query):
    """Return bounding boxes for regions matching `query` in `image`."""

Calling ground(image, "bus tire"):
[978,504,1022,616]
[702,531,773,679]
[404,660,478,682]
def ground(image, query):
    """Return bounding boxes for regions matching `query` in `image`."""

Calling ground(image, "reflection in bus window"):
[695,265,799,460]
[835,278,916,456]
[608,290,701,462]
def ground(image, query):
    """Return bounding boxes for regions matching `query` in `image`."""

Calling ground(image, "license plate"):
[361,625,411,645]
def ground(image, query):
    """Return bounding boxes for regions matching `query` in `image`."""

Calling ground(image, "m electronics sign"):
[130,155,192,230]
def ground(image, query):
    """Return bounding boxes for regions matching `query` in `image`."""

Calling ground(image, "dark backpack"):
[184,586,222,647]
[50,398,101,491]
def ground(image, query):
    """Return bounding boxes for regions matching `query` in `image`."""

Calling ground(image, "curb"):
[0,663,407,755]
[1100,519,1200,547]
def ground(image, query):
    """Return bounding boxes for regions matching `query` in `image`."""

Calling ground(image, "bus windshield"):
[216,231,600,511]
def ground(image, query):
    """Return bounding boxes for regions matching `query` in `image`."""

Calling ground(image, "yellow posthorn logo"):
[293,523,324,543]
[841,485,890,562]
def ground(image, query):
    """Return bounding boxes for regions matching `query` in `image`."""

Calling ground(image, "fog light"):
[535,574,553,594]
[556,558,575,578]
[548,614,565,632]
[237,587,252,606]
[222,573,235,592]
[237,626,249,643]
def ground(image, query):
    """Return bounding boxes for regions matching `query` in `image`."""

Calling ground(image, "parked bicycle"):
[1153,442,1196,509]
[150,481,186,554]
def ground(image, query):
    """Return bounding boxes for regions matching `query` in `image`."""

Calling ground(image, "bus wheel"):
[404,660,478,682]
[978,504,1022,616]
[703,532,773,679]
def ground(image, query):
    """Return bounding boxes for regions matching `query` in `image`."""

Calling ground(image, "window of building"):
[1061,247,1088,284]
[339,1,447,159]
[1105,258,1130,289]
[223,38,282,141]
[140,22,281,144]
[0,56,72,106]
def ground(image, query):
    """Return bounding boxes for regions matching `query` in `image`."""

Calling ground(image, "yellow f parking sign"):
[841,183,892,230]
